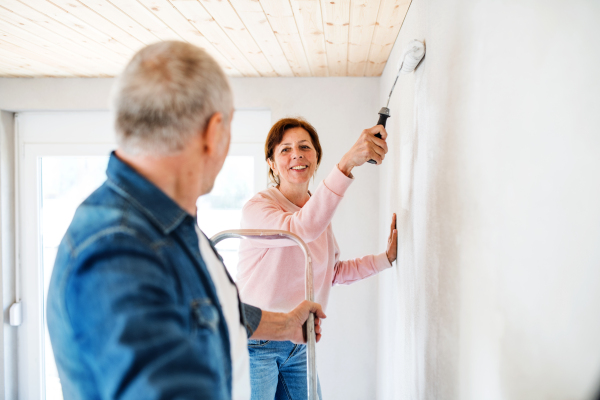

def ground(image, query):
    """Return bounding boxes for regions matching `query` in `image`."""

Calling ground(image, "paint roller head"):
[378,39,426,126]
[400,40,425,74]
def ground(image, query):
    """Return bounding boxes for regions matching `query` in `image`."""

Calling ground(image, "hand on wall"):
[386,213,398,264]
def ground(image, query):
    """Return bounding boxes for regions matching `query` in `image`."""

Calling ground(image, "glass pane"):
[41,156,109,400]
[197,156,255,279]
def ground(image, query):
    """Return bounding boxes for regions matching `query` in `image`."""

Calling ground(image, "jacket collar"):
[105,152,191,235]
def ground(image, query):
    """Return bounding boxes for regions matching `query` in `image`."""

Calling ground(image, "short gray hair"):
[112,41,233,155]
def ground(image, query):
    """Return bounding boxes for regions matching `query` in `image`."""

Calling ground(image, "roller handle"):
[377,112,389,128]
[367,111,390,164]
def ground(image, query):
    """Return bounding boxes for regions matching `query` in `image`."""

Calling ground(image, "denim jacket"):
[47,152,261,400]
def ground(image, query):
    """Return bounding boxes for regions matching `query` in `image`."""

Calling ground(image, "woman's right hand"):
[338,125,389,176]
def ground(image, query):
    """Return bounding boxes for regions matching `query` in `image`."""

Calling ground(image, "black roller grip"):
[368,109,390,164]
[376,112,389,128]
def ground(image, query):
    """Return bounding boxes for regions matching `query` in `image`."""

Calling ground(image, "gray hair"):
[112,41,233,155]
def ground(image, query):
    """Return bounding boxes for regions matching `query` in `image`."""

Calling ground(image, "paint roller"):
[368,40,426,164]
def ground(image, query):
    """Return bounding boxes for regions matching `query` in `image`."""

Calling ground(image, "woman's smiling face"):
[270,127,319,187]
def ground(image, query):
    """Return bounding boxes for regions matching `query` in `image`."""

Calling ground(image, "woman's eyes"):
[280,146,311,153]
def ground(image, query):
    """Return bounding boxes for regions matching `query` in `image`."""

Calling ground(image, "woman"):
[237,118,397,399]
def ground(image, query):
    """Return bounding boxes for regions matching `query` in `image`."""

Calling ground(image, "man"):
[47,41,326,400]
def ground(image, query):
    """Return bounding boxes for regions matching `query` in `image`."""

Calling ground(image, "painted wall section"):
[0,77,383,399]
[376,0,600,399]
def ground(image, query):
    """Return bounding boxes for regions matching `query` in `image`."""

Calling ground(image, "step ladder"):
[210,229,318,400]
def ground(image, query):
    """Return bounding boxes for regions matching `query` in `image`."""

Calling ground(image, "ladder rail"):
[210,229,318,400]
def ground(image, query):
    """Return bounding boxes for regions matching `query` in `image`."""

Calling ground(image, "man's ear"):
[201,112,223,155]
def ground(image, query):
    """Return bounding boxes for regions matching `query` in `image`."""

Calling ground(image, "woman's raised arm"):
[241,166,353,246]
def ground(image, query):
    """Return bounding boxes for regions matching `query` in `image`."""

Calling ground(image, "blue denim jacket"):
[47,152,260,400]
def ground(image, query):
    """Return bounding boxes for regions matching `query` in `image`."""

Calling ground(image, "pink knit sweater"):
[236,166,392,313]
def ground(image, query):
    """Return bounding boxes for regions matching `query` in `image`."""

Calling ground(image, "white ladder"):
[210,229,318,400]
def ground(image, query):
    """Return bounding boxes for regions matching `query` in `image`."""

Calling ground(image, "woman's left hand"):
[386,213,397,264]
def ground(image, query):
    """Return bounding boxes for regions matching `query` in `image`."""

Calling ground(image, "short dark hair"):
[265,117,323,186]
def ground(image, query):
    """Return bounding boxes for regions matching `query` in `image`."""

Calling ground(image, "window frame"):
[16,111,117,400]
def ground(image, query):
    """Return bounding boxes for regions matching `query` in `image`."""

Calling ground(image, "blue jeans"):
[248,340,323,400]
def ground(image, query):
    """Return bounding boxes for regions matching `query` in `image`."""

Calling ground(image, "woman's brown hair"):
[265,117,323,186]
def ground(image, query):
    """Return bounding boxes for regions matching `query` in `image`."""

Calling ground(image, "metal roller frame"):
[210,229,318,400]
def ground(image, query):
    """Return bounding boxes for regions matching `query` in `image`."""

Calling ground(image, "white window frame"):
[16,111,116,400]
[13,108,270,399]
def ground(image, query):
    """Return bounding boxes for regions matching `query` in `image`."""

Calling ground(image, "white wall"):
[0,76,384,399]
[377,1,600,399]
[0,79,114,112]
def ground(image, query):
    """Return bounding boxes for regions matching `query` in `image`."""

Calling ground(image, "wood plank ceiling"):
[0,0,412,78]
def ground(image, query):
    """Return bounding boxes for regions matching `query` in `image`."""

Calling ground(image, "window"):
[15,109,270,399]
[41,157,109,400]
[198,109,270,278]
[197,155,254,277]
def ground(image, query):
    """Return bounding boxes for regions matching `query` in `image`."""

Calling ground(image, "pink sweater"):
[236,166,392,313]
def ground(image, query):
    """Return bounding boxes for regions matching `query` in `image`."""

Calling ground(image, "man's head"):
[112,41,233,201]
[113,41,233,156]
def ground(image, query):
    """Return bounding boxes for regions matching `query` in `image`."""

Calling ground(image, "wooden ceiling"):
[0,0,411,78]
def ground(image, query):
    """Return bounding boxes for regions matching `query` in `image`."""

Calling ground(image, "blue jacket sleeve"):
[241,303,262,338]
[64,234,226,400]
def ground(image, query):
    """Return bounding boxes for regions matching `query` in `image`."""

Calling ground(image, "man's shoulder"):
[62,182,163,256]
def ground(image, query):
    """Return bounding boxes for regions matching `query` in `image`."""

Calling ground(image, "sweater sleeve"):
[332,253,392,285]
[331,235,392,285]
[241,166,353,247]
